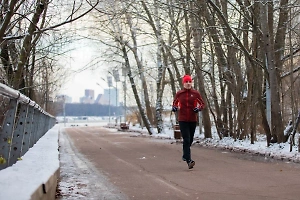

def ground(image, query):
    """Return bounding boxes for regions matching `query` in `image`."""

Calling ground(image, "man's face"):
[183,81,192,89]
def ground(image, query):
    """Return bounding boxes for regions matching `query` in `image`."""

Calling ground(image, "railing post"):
[0,99,18,170]
[29,108,39,148]
[33,111,41,145]
[42,113,47,137]
[10,103,29,166]
[21,105,34,157]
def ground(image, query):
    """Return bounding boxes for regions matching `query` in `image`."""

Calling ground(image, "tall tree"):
[190,1,212,138]
[260,0,284,143]
[0,0,99,107]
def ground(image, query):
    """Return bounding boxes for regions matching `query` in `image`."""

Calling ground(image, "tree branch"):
[2,0,99,41]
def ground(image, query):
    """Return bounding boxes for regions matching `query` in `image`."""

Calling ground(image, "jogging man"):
[172,74,205,169]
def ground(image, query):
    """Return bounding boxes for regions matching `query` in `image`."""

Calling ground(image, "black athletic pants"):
[179,121,197,162]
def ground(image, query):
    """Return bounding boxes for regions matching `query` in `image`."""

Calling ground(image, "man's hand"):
[172,106,178,112]
[193,107,200,113]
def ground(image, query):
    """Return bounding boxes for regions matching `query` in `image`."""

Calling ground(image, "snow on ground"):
[128,123,300,163]
[0,125,60,200]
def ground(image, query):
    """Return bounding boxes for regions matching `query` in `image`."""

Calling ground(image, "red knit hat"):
[182,75,192,83]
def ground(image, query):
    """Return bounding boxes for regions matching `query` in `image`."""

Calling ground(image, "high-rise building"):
[103,88,119,106]
[85,89,94,100]
[80,89,95,104]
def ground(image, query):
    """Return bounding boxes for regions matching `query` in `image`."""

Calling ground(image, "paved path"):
[58,126,300,200]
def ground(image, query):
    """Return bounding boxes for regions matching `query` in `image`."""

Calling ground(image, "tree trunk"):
[0,0,18,45]
[13,1,45,89]
[198,0,226,138]
[125,12,155,128]
[153,0,165,133]
[121,45,155,135]
[190,2,212,138]
[260,1,284,143]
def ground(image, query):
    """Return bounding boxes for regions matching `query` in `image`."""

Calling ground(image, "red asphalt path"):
[60,126,300,200]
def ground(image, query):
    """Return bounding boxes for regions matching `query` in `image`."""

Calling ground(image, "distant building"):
[80,89,95,104]
[78,88,119,106]
[95,94,109,105]
[103,88,119,106]
[85,89,94,100]
[56,95,72,103]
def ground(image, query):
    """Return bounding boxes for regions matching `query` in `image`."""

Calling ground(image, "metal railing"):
[0,83,56,170]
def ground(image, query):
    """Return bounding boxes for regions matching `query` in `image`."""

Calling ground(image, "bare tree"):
[77,0,300,141]
[0,0,99,108]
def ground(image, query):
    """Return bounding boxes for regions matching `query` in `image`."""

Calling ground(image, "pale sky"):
[58,39,110,103]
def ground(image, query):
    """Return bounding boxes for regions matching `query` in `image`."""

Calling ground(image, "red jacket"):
[172,88,205,122]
